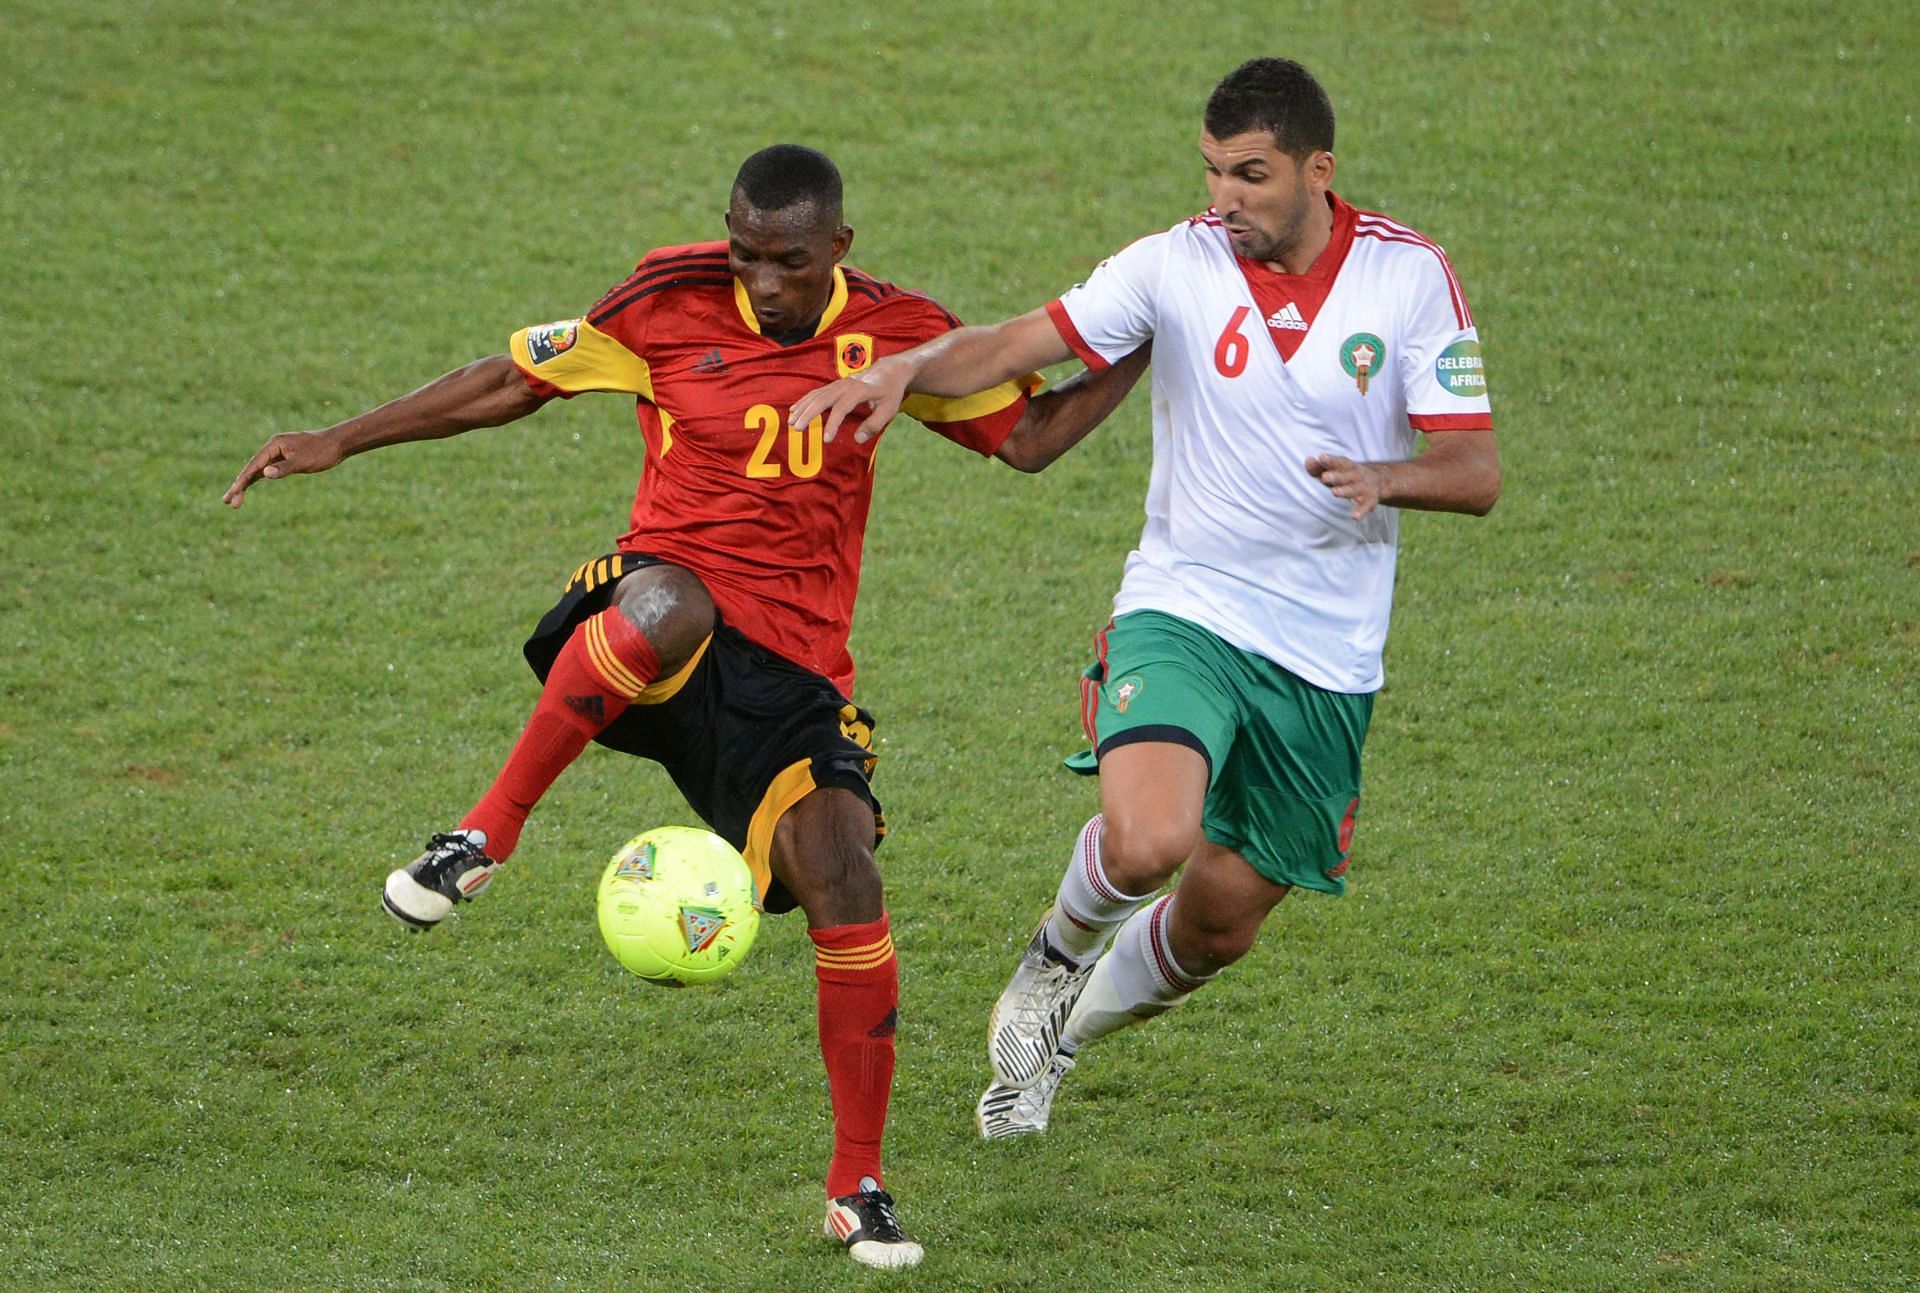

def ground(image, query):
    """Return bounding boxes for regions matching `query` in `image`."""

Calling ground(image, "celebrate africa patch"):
[1435,339,1487,397]
[526,319,581,365]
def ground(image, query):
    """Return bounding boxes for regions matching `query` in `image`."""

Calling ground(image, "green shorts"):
[1069,610,1374,895]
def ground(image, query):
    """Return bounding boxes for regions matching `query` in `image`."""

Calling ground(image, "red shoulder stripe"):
[1354,214,1470,326]
[1353,227,1470,328]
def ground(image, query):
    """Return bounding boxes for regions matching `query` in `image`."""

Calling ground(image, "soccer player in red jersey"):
[224,145,1147,1268]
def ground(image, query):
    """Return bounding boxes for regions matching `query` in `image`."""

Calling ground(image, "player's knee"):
[611,565,715,672]
[785,848,882,927]
[1169,908,1260,977]
[772,796,882,926]
[1098,815,1192,895]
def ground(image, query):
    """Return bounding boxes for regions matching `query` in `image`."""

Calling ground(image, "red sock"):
[460,608,659,861]
[810,914,899,1197]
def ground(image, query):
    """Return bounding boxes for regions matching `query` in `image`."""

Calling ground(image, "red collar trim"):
[1233,191,1355,283]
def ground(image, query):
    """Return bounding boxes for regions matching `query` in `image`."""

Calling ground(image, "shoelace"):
[420,833,482,881]
[1010,953,1082,1031]
[985,1055,1073,1125]
[850,1190,907,1241]
[1023,1054,1073,1100]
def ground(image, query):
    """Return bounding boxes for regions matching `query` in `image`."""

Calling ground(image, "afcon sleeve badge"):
[527,319,581,366]
[1340,332,1385,396]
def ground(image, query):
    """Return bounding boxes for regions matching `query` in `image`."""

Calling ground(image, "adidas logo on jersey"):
[1265,302,1308,332]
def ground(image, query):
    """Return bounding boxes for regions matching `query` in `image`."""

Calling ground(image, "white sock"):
[1060,895,1215,1050]
[1044,814,1154,963]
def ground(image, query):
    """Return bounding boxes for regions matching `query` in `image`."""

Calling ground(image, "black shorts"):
[523,552,883,914]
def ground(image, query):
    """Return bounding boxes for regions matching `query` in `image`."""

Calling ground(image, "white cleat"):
[977,1049,1075,1140]
[823,1177,923,1268]
[382,829,496,931]
[987,921,1094,1089]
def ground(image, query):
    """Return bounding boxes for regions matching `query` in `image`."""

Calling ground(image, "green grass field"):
[4,2,1914,1288]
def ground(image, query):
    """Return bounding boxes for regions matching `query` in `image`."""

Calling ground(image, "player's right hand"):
[791,357,913,445]
[223,430,344,508]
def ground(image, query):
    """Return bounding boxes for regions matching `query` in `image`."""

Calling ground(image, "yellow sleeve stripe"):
[902,372,1039,424]
[583,615,647,699]
[510,319,655,398]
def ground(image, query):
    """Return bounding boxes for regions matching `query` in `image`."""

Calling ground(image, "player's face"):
[1201,130,1334,267]
[726,197,853,336]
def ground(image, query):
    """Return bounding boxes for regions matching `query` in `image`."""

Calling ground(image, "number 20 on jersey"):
[744,404,824,480]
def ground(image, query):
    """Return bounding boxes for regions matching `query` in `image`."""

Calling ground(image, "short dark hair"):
[1204,58,1335,157]
[732,144,843,218]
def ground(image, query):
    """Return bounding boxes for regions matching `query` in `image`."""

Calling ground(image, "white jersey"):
[1047,193,1492,693]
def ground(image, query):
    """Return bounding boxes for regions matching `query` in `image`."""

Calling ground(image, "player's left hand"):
[223,429,346,509]
[791,357,912,445]
[1305,454,1388,519]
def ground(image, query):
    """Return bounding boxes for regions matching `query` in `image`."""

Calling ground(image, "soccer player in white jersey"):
[792,58,1500,1137]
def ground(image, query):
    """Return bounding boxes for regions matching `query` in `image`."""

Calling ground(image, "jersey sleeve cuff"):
[1045,299,1110,372]
[1408,412,1492,432]
[513,362,574,400]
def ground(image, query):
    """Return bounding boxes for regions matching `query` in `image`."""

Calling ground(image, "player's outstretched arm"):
[996,343,1150,473]
[1305,427,1501,520]
[223,354,550,508]
[791,308,1075,446]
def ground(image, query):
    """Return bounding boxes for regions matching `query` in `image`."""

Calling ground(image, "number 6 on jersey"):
[1213,305,1252,378]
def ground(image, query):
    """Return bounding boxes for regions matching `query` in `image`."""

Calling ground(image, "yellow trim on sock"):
[583,615,646,699]
[631,633,710,706]
[814,935,896,971]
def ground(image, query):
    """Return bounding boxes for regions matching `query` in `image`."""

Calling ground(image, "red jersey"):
[508,242,1031,697]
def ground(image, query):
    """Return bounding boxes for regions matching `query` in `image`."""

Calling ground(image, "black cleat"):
[823,1177,923,1268]
[381,830,496,931]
